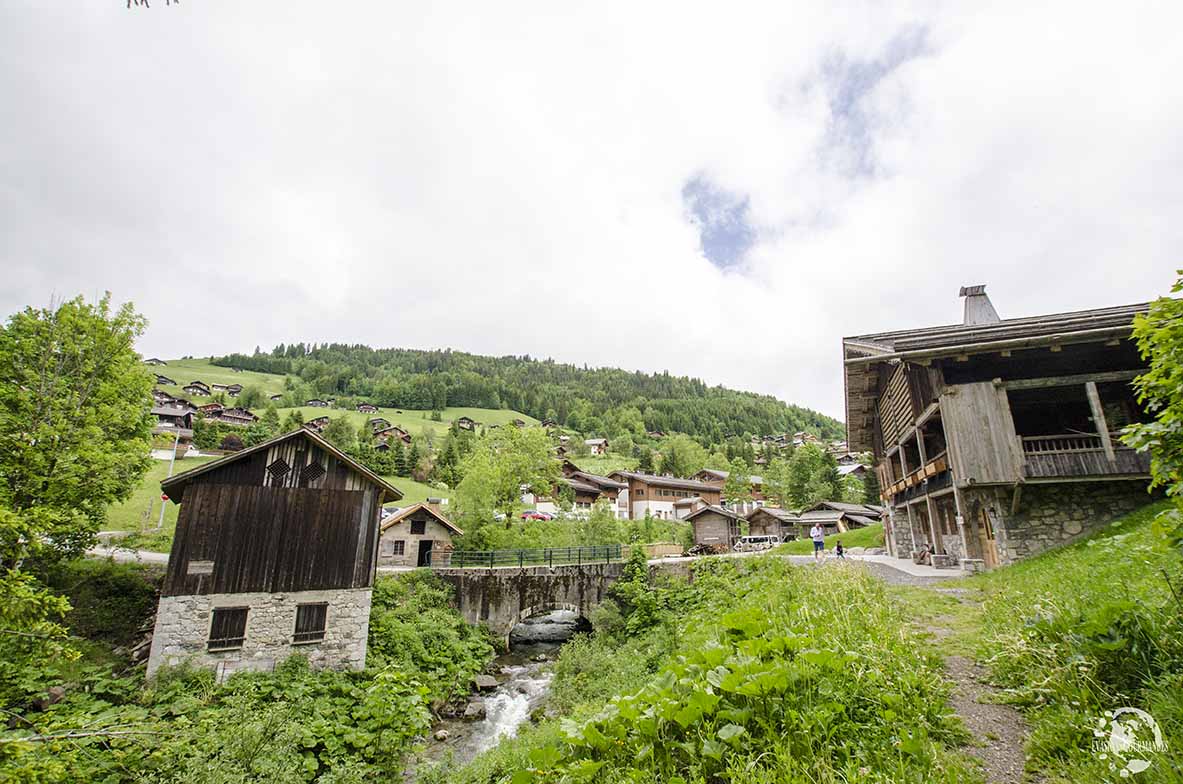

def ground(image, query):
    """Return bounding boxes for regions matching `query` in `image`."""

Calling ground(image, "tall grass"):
[966,501,1183,782]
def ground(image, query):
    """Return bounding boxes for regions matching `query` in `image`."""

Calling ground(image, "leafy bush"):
[41,559,160,646]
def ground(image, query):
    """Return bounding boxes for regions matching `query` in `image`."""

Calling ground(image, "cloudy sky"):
[2,3,1180,418]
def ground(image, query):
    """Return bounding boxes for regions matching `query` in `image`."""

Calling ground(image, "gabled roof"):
[804,500,882,517]
[609,471,719,493]
[746,507,798,522]
[161,428,403,501]
[672,495,703,506]
[684,504,743,523]
[380,502,463,536]
[570,471,627,491]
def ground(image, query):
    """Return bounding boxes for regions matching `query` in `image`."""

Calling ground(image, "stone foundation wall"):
[963,480,1153,565]
[886,506,914,558]
[147,587,371,679]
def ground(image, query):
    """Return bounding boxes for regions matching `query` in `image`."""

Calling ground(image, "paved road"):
[86,545,170,565]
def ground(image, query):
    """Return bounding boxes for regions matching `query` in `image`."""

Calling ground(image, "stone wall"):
[147,587,371,679]
[886,505,914,558]
[962,480,1154,565]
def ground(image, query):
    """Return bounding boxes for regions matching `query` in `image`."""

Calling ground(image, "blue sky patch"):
[681,174,756,270]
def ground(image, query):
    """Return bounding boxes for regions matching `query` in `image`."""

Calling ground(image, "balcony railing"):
[1021,433,1149,479]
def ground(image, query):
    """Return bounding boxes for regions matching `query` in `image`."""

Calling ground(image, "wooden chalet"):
[144,357,168,366]
[745,507,799,539]
[379,503,462,567]
[199,403,224,416]
[373,424,411,444]
[455,416,477,431]
[584,438,609,456]
[155,374,177,386]
[147,428,403,677]
[357,403,379,414]
[685,505,743,550]
[184,383,211,397]
[217,407,259,426]
[304,416,331,433]
[540,418,558,429]
[844,285,1152,569]
[270,394,284,402]
[607,471,721,520]
[307,399,330,408]
[369,417,392,431]
[152,405,195,443]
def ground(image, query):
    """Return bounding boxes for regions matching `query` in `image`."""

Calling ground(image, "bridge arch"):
[516,602,581,623]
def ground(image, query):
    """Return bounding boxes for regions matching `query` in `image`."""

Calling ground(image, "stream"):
[413,610,591,773]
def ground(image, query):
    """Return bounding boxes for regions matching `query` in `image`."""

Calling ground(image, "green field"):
[104,455,219,534]
[148,358,289,397]
[384,476,452,506]
[776,521,885,554]
[277,405,537,441]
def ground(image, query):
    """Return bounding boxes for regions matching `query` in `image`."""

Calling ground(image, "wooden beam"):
[843,325,1133,366]
[1004,369,1140,391]
[1085,381,1117,465]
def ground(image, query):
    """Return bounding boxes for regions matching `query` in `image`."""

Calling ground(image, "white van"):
[733,535,781,552]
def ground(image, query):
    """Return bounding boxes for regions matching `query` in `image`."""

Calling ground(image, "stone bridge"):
[434,563,625,641]
[434,560,693,642]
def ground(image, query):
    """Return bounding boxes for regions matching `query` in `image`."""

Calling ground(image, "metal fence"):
[432,543,623,569]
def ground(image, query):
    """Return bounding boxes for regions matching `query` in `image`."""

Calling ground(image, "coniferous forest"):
[213,344,844,444]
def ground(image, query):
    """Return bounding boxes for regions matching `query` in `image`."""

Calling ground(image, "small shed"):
[746,507,798,539]
[685,505,743,550]
[378,503,463,568]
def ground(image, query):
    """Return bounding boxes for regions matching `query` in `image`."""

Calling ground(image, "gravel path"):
[942,653,1030,784]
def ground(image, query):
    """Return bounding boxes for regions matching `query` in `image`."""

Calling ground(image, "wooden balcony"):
[1021,434,1149,479]
[884,453,949,498]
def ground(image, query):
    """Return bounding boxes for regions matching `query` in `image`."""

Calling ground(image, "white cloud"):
[1,2,1179,419]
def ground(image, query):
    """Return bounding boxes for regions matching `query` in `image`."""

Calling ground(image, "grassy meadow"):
[276,405,537,441]
[776,521,885,554]
[147,357,289,397]
[104,455,219,535]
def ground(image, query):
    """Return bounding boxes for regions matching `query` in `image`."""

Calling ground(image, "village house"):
[646,430,666,439]
[745,507,799,539]
[455,416,477,431]
[584,438,609,456]
[690,468,766,502]
[184,382,211,397]
[198,402,224,417]
[672,495,708,518]
[153,389,176,405]
[512,418,527,428]
[369,417,392,431]
[356,403,379,414]
[606,470,721,520]
[211,383,230,392]
[685,505,743,550]
[790,501,882,540]
[378,502,462,568]
[304,416,331,433]
[155,374,177,386]
[216,407,259,427]
[373,424,411,444]
[147,428,403,677]
[152,404,194,444]
[270,394,284,402]
[540,418,557,429]
[225,384,243,397]
[843,285,1151,569]
[306,399,330,408]
[144,357,168,366]
[527,462,628,515]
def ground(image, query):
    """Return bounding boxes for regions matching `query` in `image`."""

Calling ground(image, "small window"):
[208,607,248,651]
[393,540,405,555]
[410,519,426,535]
[294,603,328,644]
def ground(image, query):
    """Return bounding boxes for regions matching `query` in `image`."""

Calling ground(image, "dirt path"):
[923,601,1032,784]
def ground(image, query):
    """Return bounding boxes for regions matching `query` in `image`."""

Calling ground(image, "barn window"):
[266,458,291,482]
[208,607,248,651]
[410,518,426,535]
[300,461,326,485]
[393,540,405,555]
[293,603,328,644]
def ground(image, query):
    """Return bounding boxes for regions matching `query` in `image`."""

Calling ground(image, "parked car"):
[521,511,552,521]
[733,535,781,552]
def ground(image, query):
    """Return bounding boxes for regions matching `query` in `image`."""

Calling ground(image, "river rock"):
[532,653,549,663]
[463,701,487,720]
[473,674,499,691]
[434,730,450,741]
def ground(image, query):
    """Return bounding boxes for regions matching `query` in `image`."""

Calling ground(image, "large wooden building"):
[607,471,722,520]
[843,286,1152,569]
[147,429,403,678]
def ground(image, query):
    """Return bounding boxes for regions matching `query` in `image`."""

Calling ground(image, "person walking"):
[810,523,825,563]
[835,540,845,559]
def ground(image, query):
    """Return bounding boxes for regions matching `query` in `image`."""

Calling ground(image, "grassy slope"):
[104,455,219,534]
[896,501,1183,783]
[276,405,537,441]
[776,521,885,554]
[149,358,289,397]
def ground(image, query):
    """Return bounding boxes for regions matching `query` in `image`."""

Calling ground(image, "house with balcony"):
[843,285,1153,570]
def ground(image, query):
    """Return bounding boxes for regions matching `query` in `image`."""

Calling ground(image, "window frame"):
[208,606,249,651]
[293,602,328,645]
[393,540,406,555]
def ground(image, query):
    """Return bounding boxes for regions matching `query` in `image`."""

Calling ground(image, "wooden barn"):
[843,285,1152,569]
[378,503,463,567]
[146,429,403,678]
[685,505,743,551]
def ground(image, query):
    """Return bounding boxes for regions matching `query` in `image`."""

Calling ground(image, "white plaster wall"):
[147,587,371,679]
[632,500,677,520]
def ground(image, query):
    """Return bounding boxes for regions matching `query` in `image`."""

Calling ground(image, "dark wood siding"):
[163,483,382,596]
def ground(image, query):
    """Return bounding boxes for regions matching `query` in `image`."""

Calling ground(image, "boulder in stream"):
[462,701,487,720]
[434,730,450,741]
[473,674,499,691]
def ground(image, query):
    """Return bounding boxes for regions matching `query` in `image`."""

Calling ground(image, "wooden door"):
[978,507,999,569]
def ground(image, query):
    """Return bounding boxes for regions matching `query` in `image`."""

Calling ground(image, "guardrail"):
[432,543,624,569]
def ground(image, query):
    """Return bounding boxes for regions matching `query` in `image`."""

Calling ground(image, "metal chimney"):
[960,284,1000,325]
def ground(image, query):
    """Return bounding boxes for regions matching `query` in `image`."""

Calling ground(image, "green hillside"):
[276,405,537,441]
[147,357,288,398]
